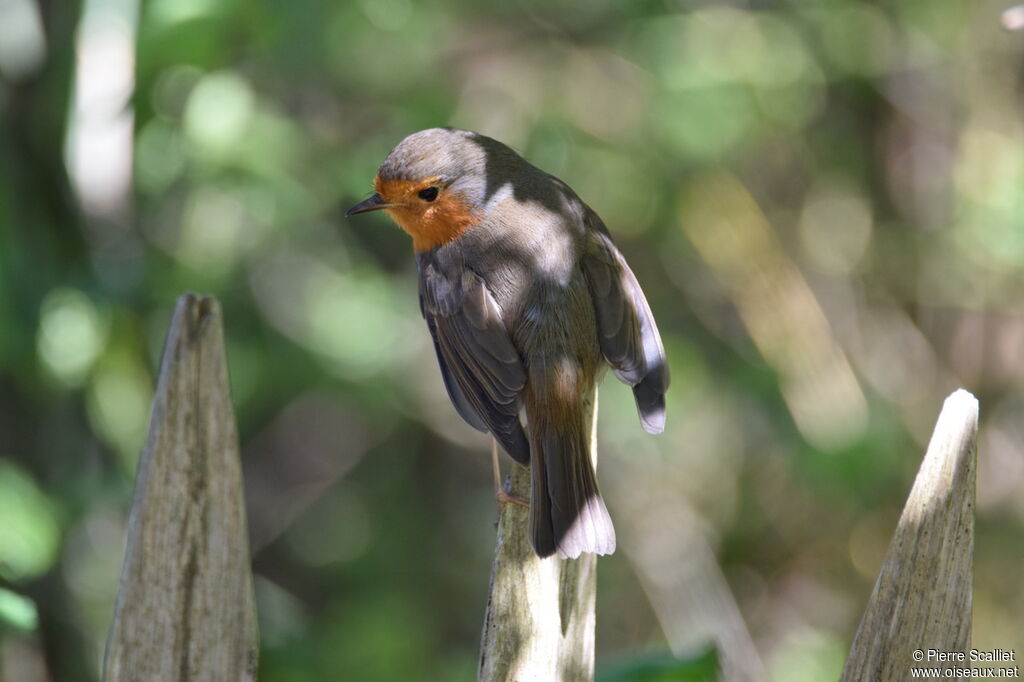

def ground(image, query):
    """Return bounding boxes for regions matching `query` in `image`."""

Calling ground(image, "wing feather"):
[419,261,530,463]
[582,215,670,434]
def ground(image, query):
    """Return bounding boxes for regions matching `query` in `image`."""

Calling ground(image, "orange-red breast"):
[347,128,668,558]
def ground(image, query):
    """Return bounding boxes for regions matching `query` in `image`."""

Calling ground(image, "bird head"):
[345,128,500,252]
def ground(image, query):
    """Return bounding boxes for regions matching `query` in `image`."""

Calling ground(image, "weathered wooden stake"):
[104,294,258,682]
[841,389,977,681]
[478,389,599,682]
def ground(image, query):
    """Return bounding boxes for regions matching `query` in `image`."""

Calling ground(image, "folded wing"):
[419,259,530,463]
[581,215,670,434]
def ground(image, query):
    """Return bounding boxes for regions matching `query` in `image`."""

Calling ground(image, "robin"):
[346,128,668,559]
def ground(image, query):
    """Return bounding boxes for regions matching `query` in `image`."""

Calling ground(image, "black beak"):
[345,193,392,217]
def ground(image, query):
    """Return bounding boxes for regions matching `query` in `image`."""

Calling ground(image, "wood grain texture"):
[104,294,258,682]
[478,389,599,682]
[841,389,978,681]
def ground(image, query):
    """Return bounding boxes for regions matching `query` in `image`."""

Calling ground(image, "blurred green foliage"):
[597,649,719,682]
[1,0,1023,680]
[0,588,39,633]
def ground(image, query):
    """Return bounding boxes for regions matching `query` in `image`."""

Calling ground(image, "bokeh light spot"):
[799,180,874,276]
[305,268,402,377]
[37,288,107,387]
[0,587,38,632]
[0,0,46,80]
[0,461,61,581]
[147,0,215,29]
[175,185,268,273]
[653,87,756,160]
[184,71,255,159]
[769,628,845,682]
[86,354,152,470]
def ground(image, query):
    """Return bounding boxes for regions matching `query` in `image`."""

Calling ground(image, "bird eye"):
[417,187,439,202]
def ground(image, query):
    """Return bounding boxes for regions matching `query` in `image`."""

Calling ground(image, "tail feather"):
[528,397,616,559]
[529,447,557,558]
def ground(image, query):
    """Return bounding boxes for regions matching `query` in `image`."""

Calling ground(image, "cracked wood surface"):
[841,389,978,681]
[104,294,258,682]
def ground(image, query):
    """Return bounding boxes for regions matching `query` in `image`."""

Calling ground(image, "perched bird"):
[346,128,668,559]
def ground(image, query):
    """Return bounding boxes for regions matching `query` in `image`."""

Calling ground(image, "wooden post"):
[478,390,599,682]
[103,294,258,682]
[841,389,977,681]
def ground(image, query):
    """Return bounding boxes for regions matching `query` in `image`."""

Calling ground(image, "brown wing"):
[582,214,670,434]
[418,257,530,464]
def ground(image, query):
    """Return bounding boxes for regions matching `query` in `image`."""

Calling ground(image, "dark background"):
[1,0,1022,680]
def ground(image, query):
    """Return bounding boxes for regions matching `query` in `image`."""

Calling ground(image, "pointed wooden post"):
[104,294,258,682]
[478,390,599,682]
[841,389,977,681]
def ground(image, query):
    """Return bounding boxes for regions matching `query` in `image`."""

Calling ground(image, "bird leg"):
[492,439,528,507]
